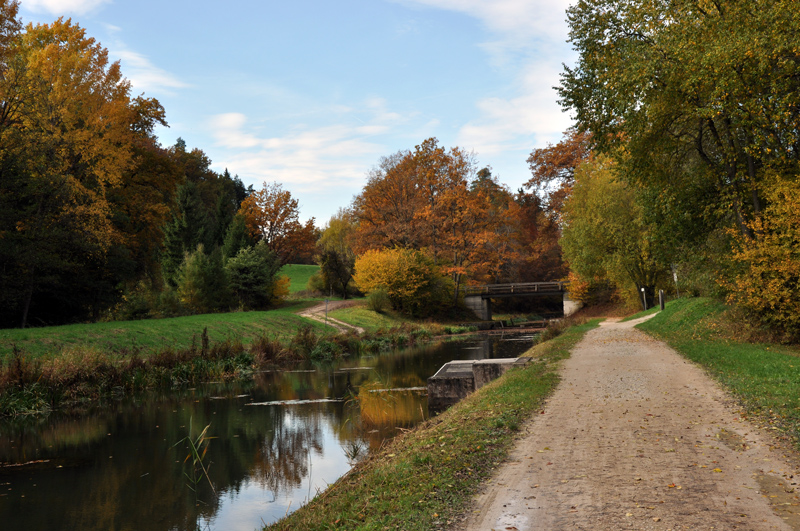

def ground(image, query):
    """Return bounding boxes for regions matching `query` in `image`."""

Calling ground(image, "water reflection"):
[0,333,536,530]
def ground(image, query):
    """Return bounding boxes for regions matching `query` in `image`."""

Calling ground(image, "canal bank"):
[265,317,599,531]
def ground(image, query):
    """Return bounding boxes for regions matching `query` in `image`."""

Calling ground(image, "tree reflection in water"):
[0,333,536,530]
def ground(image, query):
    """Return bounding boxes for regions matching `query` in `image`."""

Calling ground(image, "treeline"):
[0,2,315,328]
[311,138,566,316]
[554,0,800,340]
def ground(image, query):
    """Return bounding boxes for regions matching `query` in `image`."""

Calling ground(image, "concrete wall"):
[464,295,492,320]
[563,291,583,317]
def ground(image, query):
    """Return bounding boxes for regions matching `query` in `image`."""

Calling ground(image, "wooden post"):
[659,290,665,311]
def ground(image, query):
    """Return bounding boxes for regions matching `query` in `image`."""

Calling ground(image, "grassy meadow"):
[0,302,328,363]
[279,263,321,294]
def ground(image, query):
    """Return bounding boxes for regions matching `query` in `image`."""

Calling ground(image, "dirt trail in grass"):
[298,300,365,334]
[461,316,800,530]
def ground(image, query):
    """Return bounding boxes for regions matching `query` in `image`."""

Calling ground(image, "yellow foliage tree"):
[724,175,800,340]
[353,248,448,316]
[0,17,148,326]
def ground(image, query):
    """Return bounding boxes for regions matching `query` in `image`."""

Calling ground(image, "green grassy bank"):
[638,297,800,448]
[265,318,601,531]
[0,299,474,416]
[0,302,326,363]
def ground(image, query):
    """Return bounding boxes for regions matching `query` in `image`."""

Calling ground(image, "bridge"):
[463,281,580,320]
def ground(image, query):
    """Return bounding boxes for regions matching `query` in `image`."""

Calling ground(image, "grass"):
[637,297,800,448]
[265,317,601,530]
[279,264,320,294]
[328,305,412,332]
[0,302,328,363]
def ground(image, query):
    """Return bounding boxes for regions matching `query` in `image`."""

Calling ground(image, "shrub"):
[367,288,390,313]
[723,174,800,341]
[354,248,448,317]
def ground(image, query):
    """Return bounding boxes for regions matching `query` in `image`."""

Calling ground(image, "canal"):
[0,332,537,530]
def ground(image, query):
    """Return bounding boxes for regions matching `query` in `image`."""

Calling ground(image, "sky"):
[18,0,577,224]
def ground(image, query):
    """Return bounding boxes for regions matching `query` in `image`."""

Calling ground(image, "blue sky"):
[18,0,576,224]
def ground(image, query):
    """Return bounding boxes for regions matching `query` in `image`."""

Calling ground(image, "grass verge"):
[328,305,412,332]
[265,317,600,530]
[637,297,800,447]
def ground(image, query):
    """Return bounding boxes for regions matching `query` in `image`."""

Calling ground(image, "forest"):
[1,0,798,344]
[557,0,800,341]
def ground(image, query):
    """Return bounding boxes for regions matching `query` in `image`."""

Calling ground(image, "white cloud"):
[21,0,110,15]
[113,50,188,94]
[395,0,572,45]
[207,102,404,198]
[457,61,571,155]
[395,0,575,156]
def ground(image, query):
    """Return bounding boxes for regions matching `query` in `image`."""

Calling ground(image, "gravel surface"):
[298,300,364,334]
[460,316,800,530]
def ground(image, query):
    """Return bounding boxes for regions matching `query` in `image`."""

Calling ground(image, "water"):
[0,333,536,531]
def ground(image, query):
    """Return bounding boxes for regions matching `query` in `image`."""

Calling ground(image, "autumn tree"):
[724,174,800,340]
[561,155,670,308]
[525,129,591,216]
[316,209,356,299]
[238,181,317,266]
[353,138,518,302]
[353,248,450,317]
[0,16,160,327]
[108,97,180,284]
[559,0,800,239]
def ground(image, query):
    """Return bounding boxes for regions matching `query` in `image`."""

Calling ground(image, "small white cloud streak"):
[457,61,571,155]
[21,0,110,15]
[395,0,572,44]
[113,50,188,94]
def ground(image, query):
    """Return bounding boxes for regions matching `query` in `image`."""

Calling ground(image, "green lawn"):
[279,264,320,293]
[328,304,411,332]
[0,301,329,362]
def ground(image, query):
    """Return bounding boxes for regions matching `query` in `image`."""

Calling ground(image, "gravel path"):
[461,316,800,530]
[298,300,365,334]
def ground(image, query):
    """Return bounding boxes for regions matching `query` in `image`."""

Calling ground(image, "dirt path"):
[298,300,365,334]
[461,316,800,530]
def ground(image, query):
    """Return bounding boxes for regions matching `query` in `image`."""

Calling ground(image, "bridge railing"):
[463,281,569,297]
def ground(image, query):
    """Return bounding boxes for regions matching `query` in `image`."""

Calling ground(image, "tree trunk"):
[20,282,33,329]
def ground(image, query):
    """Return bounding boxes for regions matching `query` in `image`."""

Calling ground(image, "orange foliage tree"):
[238,181,317,265]
[353,138,520,302]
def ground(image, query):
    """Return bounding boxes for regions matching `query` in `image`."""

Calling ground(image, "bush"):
[354,248,449,317]
[226,241,282,309]
[723,175,800,341]
[367,288,390,313]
